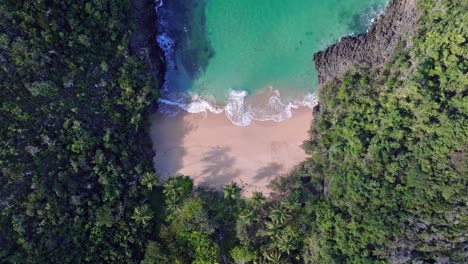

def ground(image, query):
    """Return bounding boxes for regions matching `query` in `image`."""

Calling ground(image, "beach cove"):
[156,0,388,125]
[152,0,389,194]
[151,107,312,195]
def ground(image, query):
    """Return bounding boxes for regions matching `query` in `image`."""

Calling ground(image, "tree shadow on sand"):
[254,162,284,181]
[198,146,241,187]
[150,113,197,181]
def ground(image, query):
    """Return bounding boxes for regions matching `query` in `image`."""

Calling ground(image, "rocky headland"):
[130,0,166,86]
[314,0,419,86]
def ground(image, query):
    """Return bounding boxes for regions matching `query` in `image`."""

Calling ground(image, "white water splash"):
[158,90,318,126]
[154,0,320,126]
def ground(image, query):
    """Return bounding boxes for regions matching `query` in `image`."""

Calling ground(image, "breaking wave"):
[158,90,318,126]
[155,0,175,92]
[154,0,319,126]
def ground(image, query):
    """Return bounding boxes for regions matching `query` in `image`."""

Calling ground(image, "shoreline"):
[130,0,166,86]
[314,0,418,86]
[148,0,415,194]
[153,0,388,126]
[158,88,318,126]
[150,107,312,196]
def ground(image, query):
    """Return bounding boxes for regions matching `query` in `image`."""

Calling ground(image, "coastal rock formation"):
[313,0,419,86]
[130,0,166,85]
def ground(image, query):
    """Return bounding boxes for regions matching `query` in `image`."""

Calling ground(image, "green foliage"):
[154,177,225,263]
[140,241,168,264]
[140,172,159,191]
[187,231,220,264]
[1,0,465,263]
[0,0,160,263]
[231,246,256,263]
[163,176,194,212]
[224,182,241,200]
[132,205,153,226]
[299,0,467,262]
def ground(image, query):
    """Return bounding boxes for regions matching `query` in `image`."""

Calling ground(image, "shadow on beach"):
[254,162,284,181]
[149,107,312,195]
[150,112,197,181]
[198,146,241,187]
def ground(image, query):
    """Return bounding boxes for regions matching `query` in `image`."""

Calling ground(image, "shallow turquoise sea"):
[157,0,388,125]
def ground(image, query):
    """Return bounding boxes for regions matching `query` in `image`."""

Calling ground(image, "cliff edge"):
[130,0,165,85]
[314,0,419,86]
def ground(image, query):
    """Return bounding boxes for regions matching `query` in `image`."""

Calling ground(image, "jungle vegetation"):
[1,0,159,262]
[0,0,466,263]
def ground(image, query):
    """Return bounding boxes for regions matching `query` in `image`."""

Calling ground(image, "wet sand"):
[150,107,312,196]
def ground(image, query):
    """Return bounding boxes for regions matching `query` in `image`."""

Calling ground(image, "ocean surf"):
[155,0,388,126]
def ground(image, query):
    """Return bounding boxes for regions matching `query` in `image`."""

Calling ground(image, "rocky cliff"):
[313,0,419,86]
[130,0,166,86]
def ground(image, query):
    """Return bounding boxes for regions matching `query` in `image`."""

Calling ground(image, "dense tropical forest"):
[0,0,160,262]
[0,0,466,263]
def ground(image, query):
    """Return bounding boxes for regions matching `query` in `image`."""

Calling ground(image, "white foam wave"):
[158,90,318,126]
[155,0,164,12]
[156,33,175,61]
[154,2,319,126]
[158,96,224,116]
[155,0,178,94]
[225,90,252,126]
[365,3,387,33]
[301,93,319,109]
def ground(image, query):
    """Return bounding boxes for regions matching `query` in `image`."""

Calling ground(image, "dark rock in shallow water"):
[313,0,419,86]
[159,0,214,79]
[130,0,166,86]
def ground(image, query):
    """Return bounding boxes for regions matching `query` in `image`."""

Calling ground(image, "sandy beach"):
[150,107,312,195]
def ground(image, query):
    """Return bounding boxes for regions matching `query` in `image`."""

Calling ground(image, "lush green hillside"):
[299,0,467,261]
[0,1,160,262]
[0,0,466,263]
[150,0,467,262]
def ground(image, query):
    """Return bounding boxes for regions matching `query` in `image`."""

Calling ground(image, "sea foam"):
[158,90,318,126]
[155,0,318,126]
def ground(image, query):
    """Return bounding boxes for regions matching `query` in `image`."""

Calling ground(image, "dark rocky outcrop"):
[313,0,419,86]
[159,0,214,79]
[130,0,166,86]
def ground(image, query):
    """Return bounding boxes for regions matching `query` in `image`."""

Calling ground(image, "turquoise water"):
[157,0,387,125]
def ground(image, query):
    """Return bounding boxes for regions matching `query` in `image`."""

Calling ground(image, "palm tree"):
[276,230,297,255]
[223,182,240,200]
[282,195,300,212]
[253,257,268,264]
[131,204,152,225]
[262,249,283,263]
[264,220,282,239]
[269,204,288,225]
[239,207,256,225]
[140,172,158,190]
[165,194,179,212]
[163,179,182,199]
[251,192,266,207]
